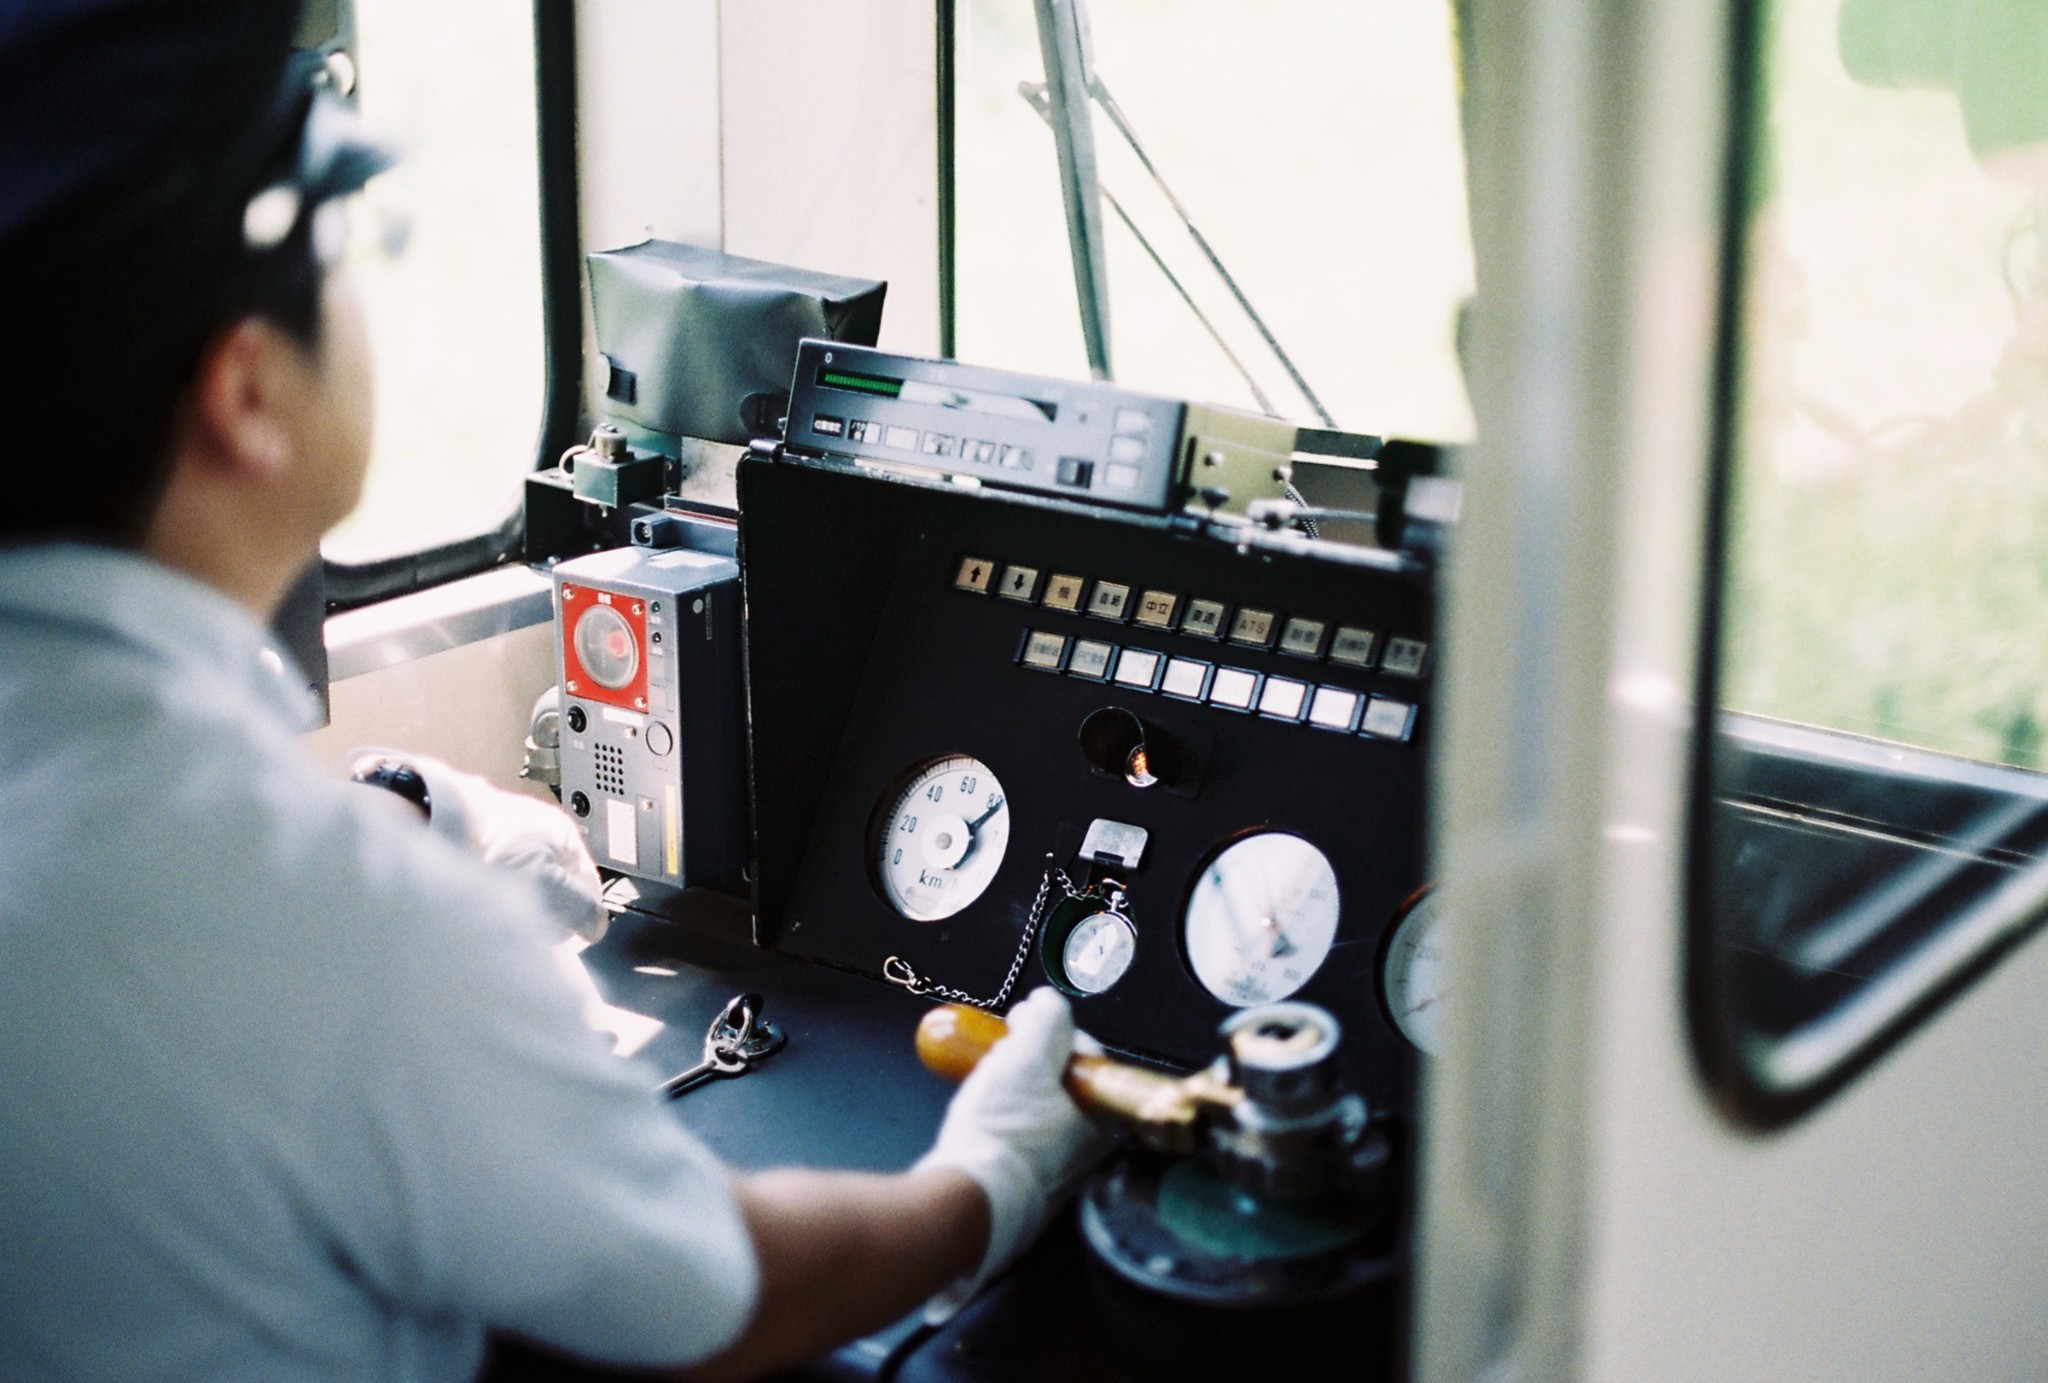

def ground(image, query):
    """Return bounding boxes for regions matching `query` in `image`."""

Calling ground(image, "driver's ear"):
[182,315,304,484]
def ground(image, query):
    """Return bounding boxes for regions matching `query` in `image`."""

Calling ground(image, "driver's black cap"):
[0,0,396,547]
[0,0,395,264]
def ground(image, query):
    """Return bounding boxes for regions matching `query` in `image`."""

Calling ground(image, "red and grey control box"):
[554,546,744,888]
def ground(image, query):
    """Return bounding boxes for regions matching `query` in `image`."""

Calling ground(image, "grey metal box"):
[553,546,745,888]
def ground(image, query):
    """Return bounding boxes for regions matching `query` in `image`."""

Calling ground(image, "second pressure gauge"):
[1182,831,1340,1007]
[1379,887,1447,1055]
[870,755,1009,921]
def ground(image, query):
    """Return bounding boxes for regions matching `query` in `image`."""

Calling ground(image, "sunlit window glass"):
[321,1,545,562]
[1723,0,2048,768]
[954,0,1475,440]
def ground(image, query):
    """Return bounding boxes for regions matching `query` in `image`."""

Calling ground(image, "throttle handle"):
[915,1003,1215,1152]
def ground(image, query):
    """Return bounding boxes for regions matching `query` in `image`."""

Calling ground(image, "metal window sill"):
[325,564,554,681]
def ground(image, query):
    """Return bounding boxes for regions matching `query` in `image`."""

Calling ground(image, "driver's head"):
[0,0,394,552]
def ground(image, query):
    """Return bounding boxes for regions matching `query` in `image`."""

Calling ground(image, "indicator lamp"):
[1124,747,1156,788]
[1079,707,1182,789]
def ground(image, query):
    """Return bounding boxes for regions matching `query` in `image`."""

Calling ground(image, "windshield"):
[952,0,1476,441]
[1719,0,2048,771]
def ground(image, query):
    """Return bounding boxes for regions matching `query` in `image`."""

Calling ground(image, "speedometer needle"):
[946,797,1006,870]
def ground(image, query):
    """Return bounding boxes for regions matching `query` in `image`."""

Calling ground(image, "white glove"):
[352,749,608,943]
[914,988,1114,1321]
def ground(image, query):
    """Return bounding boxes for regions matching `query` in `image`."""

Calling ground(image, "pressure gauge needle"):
[1262,916,1295,959]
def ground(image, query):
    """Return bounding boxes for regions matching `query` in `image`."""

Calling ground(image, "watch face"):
[1060,910,1137,995]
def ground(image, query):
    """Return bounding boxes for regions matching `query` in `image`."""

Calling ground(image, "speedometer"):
[1182,831,1340,1007]
[869,756,1009,921]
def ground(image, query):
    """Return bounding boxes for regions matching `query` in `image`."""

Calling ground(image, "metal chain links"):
[885,856,1099,1011]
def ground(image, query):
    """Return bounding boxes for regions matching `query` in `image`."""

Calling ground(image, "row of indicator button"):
[1017,630,1418,740]
[814,417,1147,494]
[955,554,1429,679]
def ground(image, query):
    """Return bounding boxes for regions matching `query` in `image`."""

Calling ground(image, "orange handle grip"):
[915,1003,1014,1082]
[914,1004,1204,1149]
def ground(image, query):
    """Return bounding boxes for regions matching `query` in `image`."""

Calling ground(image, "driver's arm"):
[674,1165,986,1382]
[676,989,1107,1382]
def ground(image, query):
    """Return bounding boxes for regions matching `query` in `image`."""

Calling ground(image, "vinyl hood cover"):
[588,239,886,446]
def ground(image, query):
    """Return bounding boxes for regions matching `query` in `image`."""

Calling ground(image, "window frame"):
[319,0,585,611]
[1686,0,2048,1129]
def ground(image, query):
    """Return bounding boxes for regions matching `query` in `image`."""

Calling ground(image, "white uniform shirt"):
[0,546,759,1381]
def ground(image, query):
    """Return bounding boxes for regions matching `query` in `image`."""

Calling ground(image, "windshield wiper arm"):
[1027,0,1337,425]
[1020,83,1280,417]
[1032,0,1113,379]
[1086,78,1337,428]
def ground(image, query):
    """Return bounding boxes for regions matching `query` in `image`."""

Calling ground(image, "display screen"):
[817,367,903,398]
[816,364,1059,422]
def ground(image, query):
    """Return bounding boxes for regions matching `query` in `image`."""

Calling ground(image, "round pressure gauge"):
[1182,831,1340,1007]
[1060,910,1137,995]
[573,604,639,690]
[870,756,1010,921]
[1379,887,1447,1056]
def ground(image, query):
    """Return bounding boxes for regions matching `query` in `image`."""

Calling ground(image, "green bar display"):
[818,368,903,398]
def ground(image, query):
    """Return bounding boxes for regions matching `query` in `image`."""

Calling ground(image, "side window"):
[317,0,548,564]
[951,0,1474,440]
[1695,0,2048,1122]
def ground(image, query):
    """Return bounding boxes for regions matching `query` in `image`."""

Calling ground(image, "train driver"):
[0,1,1103,1379]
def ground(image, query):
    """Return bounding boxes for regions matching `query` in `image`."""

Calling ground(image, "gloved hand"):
[349,749,608,943]
[914,988,1115,1321]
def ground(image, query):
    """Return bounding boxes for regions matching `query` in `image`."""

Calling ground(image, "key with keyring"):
[657,992,786,1099]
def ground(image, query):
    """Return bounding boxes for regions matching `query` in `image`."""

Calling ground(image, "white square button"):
[1113,648,1162,690]
[1160,657,1211,700]
[1308,686,1361,731]
[1360,695,1416,740]
[1258,676,1309,721]
[1207,666,1260,711]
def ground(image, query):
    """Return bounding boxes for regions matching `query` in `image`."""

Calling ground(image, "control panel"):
[741,454,1433,1107]
[783,340,1297,518]
[554,546,746,888]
